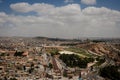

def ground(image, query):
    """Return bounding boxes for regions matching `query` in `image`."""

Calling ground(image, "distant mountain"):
[35,36,82,42]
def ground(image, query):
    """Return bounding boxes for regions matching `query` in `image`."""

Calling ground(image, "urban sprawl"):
[0,37,120,80]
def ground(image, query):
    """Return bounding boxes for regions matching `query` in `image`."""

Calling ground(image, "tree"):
[0,53,6,56]
[50,49,59,56]
[63,70,67,77]
[10,78,17,80]
[14,51,23,56]
[59,54,91,68]
[99,65,120,80]
[48,63,53,69]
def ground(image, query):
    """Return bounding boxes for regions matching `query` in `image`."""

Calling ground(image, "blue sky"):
[0,0,120,38]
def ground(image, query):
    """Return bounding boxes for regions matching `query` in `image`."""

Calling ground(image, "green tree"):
[99,65,120,80]
[50,49,59,56]
[10,78,17,80]
[48,63,53,69]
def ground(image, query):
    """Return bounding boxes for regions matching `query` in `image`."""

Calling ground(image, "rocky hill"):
[77,43,120,66]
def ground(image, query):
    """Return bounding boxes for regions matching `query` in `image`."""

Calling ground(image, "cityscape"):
[0,37,120,80]
[0,0,120,80]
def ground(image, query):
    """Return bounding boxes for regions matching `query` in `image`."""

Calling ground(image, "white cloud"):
[64,0,74,3]
[81,0,96,5]
[10,3,81,16]
[10,2,32,13]
[0,2,120,38]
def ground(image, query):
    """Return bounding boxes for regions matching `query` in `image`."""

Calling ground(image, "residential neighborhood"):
[0,37,119,80]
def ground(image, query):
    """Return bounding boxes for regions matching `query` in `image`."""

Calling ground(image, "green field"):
[65,47,93,58]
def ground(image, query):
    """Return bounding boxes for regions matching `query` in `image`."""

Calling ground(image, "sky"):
[0,0,120,38]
